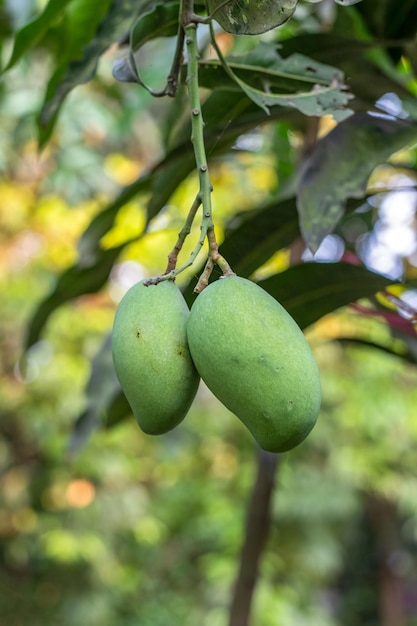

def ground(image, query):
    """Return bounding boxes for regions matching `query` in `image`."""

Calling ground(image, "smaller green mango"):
[187,276,321,452]
[112,280,199,435]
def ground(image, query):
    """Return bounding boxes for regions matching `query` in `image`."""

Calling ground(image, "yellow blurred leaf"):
[100,202,146,249]
[104,153,143,185]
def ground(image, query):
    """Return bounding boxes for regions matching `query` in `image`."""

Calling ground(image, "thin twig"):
[164,195,201,273]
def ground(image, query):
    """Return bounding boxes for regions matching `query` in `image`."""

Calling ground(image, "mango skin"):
[187,276,321,452]
[112,280,199,435]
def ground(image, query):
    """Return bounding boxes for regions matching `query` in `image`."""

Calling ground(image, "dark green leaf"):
[208,0,297,35]
[130,1,179,50]
[219,197,300,278]
[113,1,180,85]
[297,113,417,252]
[104,390,132,428]
[259,262,393,329]
[70,391,131,452]
[357,0,417,44]
[68,334,131,454]
[2,0,74,73]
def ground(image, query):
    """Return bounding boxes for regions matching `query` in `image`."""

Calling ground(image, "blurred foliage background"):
[2,1,417,625]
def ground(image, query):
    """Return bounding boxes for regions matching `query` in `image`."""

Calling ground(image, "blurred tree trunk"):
[228,448,279,626]
[365,493,406,626]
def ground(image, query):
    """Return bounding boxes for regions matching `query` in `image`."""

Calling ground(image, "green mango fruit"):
[187,276,321,452]
[112,280,199,435]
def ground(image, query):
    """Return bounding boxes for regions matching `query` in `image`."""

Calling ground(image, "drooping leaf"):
[259,262,393,329]
[199,44,353,120]
[38,0,145,146]
[67,0,113,58]
[77,175,151,263]
[25,246,123,350]
[208,0,297,35]
[68,334,131,455]
[219,197,299,278]
[297,113,417,252]
[113,1,180,86]
[2,0,74,73]
[338,337,417,363]
[70,390,131,452]
[130,1,179,50]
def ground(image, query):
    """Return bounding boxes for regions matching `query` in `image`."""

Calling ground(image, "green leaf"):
[68,334,131,454]
[357,0,417,42]
[70,391,131,453]
[277,33,414,111]
[77,175,151,263]
[201,43,345,93]
[130,1,179,50]
[2,0,74,73]
[338,337,417,365]
[297,112,417,252]
[199,44,353,119]
[66,0,113,57]
[208,0,297,35]
[113,1,180,85]
[182,196,299,303]
[38,0,143,146]
[218,195,369,281]
[25,246,123,350]
[259,262,393,329]
[219,197,300,278]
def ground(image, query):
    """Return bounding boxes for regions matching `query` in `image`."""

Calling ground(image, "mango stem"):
[145,1,234,288]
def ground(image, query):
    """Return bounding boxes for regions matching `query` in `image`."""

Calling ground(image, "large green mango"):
[187,276,321,452]
[112,280,199,435]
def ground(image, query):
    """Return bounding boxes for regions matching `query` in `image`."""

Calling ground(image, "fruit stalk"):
[183,6,234,291]
[146,1,234,287]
